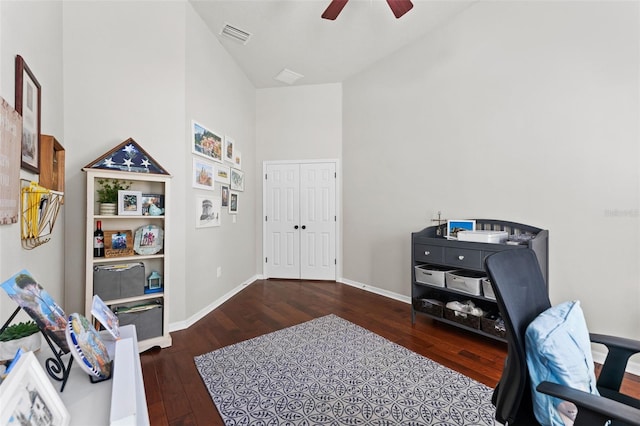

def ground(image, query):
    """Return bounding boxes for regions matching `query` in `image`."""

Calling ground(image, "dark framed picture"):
[141,193,165,216]
[104,230,134,258]
[15,55,41,173]
[221,185,229,207]
[229,191,239,214]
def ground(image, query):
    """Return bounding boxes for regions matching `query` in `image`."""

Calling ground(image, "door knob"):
[301,225,306,230]
[294,225,299,229]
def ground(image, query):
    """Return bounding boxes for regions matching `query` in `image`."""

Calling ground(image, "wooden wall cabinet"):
[39,134,65,193]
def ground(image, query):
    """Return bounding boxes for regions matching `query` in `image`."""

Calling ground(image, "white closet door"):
[264,162,336,280]
[264,164,300,279]
[299,163,336,280]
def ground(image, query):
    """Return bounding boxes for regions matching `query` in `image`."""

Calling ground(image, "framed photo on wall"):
[221,185,229,207]
[229,191,239,214]
[192,157,215,191]
[196,195,221,228]
[15,55,41,173]
[215,164,231,184]
[192,120,222,163]
[230,168,244,192]
[224,135,234,163]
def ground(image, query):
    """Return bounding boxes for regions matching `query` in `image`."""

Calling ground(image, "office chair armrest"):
[590,333,640,392]
[537,381,640,425]
[590,333,640,354]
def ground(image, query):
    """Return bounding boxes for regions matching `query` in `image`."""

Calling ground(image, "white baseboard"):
[338,277,410,304]
[168,275,258,332]
[169,275,640,377]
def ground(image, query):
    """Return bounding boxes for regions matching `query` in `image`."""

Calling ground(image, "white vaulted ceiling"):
[189,0,475,88]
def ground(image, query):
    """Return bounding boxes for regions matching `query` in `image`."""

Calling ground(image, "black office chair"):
[484,248,640,425]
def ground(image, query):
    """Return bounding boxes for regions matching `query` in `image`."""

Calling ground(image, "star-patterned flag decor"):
[83,138,169,175]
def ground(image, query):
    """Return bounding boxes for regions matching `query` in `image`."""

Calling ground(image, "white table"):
[38,325,149,426]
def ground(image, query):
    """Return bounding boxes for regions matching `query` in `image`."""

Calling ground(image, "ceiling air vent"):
[220,23,252,45]
[274,68,304,85]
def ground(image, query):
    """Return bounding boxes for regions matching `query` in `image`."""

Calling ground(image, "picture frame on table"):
[446,219,476,240]
[104,230,134,257]
[15,55,41,173]
[0,351,71,426]
[192,120,223,163]
[118,190,143,216]
[230,168,244,192]
[192,157,215,191]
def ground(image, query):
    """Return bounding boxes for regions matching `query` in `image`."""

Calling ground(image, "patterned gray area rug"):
[194,314,497,425]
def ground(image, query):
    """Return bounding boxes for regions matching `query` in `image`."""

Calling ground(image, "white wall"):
[255,84,342,274]
[0,1,65,323]
[62,1,187,319]
[183,4,257,319]
[342,1,640,343]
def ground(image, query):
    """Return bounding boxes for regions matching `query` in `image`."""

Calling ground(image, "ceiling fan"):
[321,0,414,20]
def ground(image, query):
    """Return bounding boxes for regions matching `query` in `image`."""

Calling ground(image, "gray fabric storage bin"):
[114,299,163,341]
[93,263,145,300]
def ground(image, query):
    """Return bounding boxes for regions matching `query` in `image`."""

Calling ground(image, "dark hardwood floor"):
[140,279,640,425]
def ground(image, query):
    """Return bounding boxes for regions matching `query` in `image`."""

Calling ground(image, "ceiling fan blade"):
[322,0,349,20]
[386,0,413,18]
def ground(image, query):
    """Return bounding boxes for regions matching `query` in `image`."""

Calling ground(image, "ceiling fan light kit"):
[321,0,414,20]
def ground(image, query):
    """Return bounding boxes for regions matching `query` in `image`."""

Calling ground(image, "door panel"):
[300,163,336,280]
[264,162,336,280]
[265,164,300,279]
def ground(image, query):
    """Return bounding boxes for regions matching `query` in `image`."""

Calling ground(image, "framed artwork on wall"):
[192,120,222,163]
[15,55,41,173]
[230,168,244,192]
[0,98,21,225]
[224,135,234,163]
[192,157,215,191]
[233,150,242,170]
[221,185,229,207]
[229,191,239,214]
[196,195,221,228]
[215,164,231,184]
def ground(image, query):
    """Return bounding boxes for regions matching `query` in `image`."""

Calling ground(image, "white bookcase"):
[84,168,172,352]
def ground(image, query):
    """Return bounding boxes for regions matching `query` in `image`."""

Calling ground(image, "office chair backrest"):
[485,248,552,425]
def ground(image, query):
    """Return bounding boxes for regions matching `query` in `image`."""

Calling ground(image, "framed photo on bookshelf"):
[141,193,164,216]
[118,190,142,216]
[104,230,134,257]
